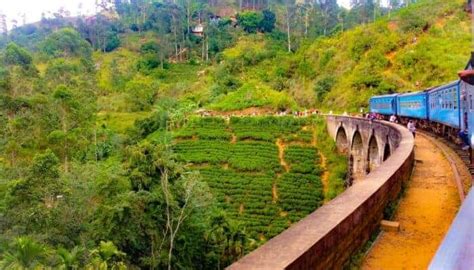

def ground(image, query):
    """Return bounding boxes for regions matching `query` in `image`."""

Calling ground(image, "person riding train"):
[458,129,471,151]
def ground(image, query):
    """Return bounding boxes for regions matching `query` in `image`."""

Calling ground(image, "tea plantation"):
[173,116,345,241]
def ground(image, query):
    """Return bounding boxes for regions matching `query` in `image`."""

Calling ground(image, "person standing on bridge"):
[389,114,398,123]
[407,120,416,138]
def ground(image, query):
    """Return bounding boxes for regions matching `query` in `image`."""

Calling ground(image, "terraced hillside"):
[172,116,346,242]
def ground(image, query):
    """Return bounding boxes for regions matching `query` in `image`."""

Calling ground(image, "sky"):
[0,0,97,29]
[0,0,355,30]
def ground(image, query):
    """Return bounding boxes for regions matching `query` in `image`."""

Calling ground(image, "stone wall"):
[227,116,415,270]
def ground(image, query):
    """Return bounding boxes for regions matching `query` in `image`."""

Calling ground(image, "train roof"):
[427,80,460,93]
[397,91,425,97]
[369,94,398,100]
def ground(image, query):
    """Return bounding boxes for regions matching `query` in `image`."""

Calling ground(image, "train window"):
[454,100,458,109]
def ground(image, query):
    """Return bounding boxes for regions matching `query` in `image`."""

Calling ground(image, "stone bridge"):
[326,116,401,182]
[228,116,415,270]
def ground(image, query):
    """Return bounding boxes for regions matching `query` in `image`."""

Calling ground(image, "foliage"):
[40,28,92,59]
[0,237,48,269]
[123,76,157,111]
[285,146,321,174]
[209,81,297,111]
[237,12,264,33]
[77,14,121,52]
[312,117,346,199]
[237,10,276,33]
[314,75,336,102]
[260,10,277,33]
[399,8,429,33]
[3,43,33,68]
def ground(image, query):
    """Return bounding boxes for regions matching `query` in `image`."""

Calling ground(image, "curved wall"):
[228,116,415,270]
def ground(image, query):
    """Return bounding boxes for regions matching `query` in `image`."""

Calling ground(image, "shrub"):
[237,12,264,33]
[399,9,429,33]
[314,75,336,102]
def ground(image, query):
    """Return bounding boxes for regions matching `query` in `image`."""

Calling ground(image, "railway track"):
[418,130,473,201]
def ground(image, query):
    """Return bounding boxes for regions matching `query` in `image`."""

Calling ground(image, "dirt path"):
[362,134,461,270]
[319,153,330,200]
[272,183,278,203]
[276,139,289,172]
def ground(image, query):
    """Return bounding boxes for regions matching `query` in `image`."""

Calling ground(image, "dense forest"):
[0,0,471,268]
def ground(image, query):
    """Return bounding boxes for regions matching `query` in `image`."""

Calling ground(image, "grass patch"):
[208,81,297,111]
[97,111,151,134]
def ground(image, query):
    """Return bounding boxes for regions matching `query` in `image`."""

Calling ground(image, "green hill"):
[196,0,470,111]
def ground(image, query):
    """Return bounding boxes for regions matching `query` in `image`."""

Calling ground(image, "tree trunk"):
[286,6,291,52]
[174,23,178,60]
[186,3,191,43]
[206,38,209,62]
[304,10,308,38]
[202,37,205,61]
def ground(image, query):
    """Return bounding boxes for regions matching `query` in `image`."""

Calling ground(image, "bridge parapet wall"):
[228,116,414,270]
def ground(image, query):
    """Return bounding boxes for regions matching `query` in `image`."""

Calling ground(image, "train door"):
[461,81,474,146]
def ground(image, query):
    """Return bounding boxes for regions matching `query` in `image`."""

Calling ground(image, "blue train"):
[369,76,474,144]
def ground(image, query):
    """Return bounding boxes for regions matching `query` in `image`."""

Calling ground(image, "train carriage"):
[397,91,429,120]
[428,81,461,127]
[369,94,398,116]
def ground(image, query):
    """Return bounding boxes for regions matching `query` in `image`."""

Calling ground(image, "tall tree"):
[285,0,296,52]
[0,13,7,38]
[318,0,340,35]
[350,0,375,24]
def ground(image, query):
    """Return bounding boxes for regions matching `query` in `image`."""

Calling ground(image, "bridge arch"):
[367,135,380,173]
[335,126,349,154]
[351,130,365,179]
[383,142,391,161]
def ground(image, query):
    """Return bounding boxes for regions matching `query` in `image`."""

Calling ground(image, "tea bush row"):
[174,141,281,172]
[284,145,321,174]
